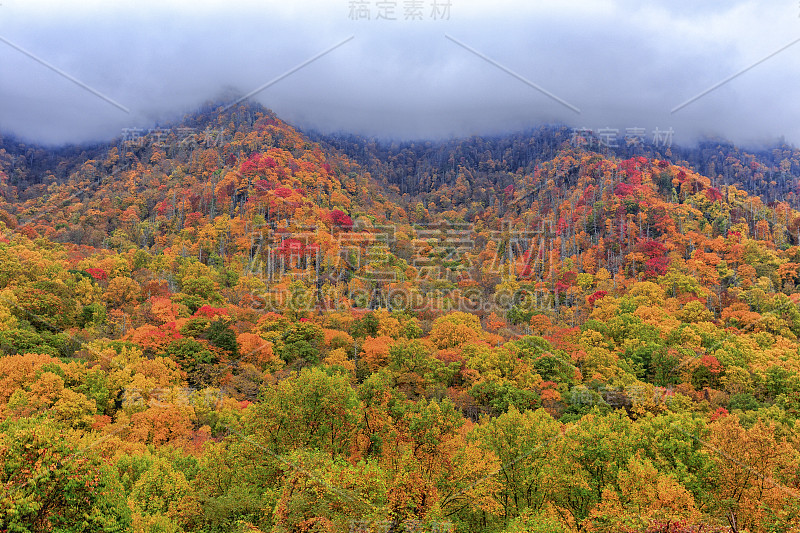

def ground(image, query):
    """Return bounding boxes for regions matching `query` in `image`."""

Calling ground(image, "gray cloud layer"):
[0,0,798,147]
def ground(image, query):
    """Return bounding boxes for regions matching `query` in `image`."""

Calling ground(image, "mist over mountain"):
[1,0,798,146]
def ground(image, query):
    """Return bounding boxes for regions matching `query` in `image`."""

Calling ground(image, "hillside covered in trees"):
[1,102,800,533]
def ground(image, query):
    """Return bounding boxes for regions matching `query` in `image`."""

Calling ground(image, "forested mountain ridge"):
[312,127,800,207]
[1,102,800,532]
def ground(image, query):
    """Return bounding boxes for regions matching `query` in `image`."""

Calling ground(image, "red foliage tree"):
[85,268,108,281]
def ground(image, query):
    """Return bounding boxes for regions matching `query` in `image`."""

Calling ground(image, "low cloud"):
[0,0,798,147]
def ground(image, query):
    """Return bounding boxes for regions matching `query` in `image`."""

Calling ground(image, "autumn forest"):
[2,102,800,533]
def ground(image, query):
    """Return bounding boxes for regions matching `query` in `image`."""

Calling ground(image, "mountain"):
[1,101,799,533]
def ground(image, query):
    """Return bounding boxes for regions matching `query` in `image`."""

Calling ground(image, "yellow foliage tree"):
[429,311,484,349]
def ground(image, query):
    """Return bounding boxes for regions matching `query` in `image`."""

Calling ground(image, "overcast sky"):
[0,0,798,147]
